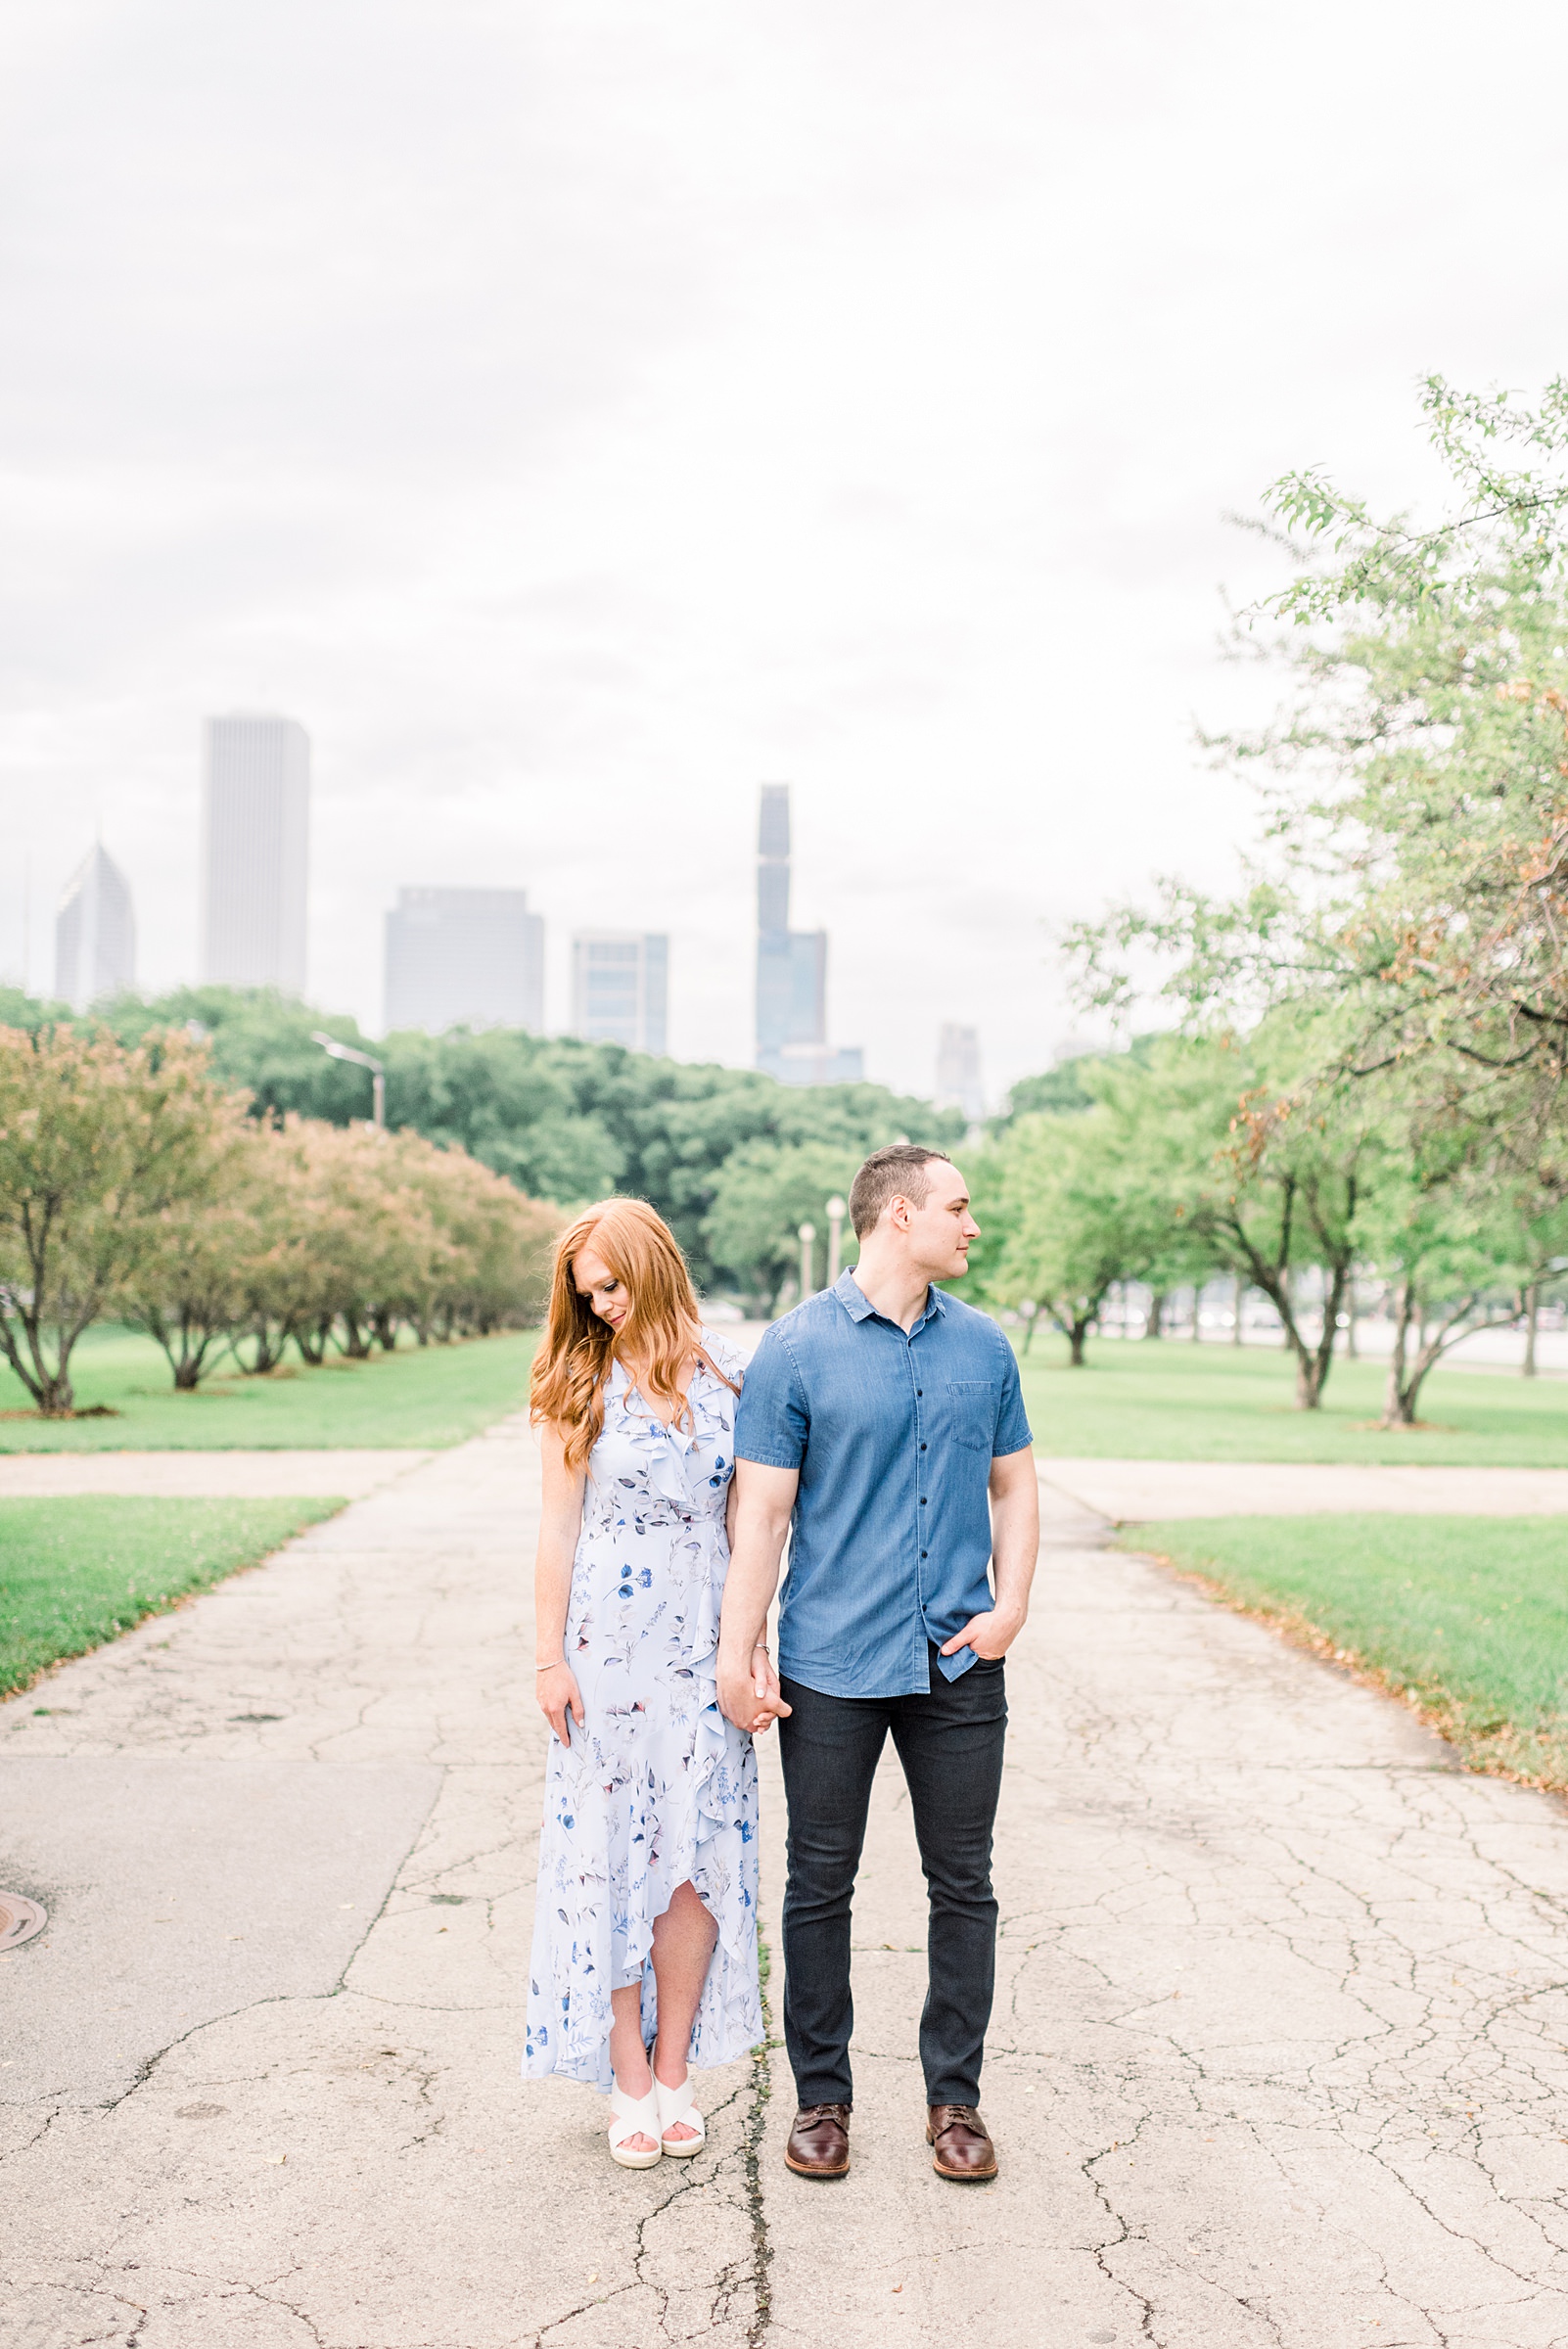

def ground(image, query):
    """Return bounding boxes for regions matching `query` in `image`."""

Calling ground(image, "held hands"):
[717,1642,792,1737]
[535,1660,584,1747]
[939,1606,1025,1664]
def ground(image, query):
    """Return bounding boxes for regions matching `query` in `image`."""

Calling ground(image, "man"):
[717,1143,1038,2184]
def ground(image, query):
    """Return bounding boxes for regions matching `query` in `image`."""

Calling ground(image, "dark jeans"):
[776,1646,1007,2110]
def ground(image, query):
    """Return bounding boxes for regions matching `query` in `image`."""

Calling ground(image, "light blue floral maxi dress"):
[525,1331,761,2093]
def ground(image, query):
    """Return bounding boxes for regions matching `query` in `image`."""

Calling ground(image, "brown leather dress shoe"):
[785,2102,852,2178]
[926,2103,997,2181]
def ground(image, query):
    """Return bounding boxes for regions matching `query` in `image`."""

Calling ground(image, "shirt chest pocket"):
[943,1380,995,1453]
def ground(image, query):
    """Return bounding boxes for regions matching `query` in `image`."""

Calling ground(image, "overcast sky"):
[5,1,1568,1099]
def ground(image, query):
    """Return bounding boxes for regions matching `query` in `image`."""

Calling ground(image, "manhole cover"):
[0,1892,47,1951]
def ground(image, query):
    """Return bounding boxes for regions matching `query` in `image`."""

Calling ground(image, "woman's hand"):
[536,1660,585,1747]
[720,1641,792,1737]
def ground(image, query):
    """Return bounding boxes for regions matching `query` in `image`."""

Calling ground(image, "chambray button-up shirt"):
[734,1269,1033,1700]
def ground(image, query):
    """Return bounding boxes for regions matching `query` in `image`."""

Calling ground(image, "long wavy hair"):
[530,1197,704,1469]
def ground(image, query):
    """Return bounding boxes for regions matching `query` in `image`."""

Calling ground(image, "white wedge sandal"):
[655,2066,706,2157]
[608,2079,663,2170]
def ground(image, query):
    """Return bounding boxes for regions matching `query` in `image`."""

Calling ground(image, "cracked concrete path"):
[2,1416,762,2349]
[760,1492,1568,2349]
[8,1424,1568,2345]
[1039,1456,1568,1522]
[0,1451,433,1497]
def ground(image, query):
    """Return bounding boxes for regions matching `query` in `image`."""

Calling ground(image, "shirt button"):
[919,1442,927,1451]
[916,1389,923,1397]
[920,1549,928,1559]
[920,1497,927,1505]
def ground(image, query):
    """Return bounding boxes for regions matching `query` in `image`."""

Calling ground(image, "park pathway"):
[7,1433,1568,2344]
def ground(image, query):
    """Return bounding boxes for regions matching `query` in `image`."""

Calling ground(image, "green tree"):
[118,1103,266,1388]
[0,1026,222,1413]
[1069,377,1568,1180]
[90,987,960,1287]
[1361,1166,1524,1426]
[702,1140,863,1313]
[975,1110,1157,1366]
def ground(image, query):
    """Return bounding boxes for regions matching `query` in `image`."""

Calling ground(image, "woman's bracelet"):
[535,1658,566,1672]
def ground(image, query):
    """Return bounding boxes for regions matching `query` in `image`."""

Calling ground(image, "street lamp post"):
[825,1195,847,1288]
[311,1031,386,1130]
[798,1221,816,1303]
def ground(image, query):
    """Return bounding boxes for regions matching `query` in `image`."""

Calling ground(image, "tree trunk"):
[1145,1290,1166,1339]
[292,1317,331,1367]
[372,1308,399,1353]
[1224,1253,1338,1410]
[236,1317,290,1373]
[0,1309,80,1414]
[340,1313,373,1359]
[1068,1316,1090,1367]
[1523,1283,1541,1378]
[1345,1271,1359,1360]
[1232,1275,1245,1345]
[1189,1282,1204,1342]
[1380,1283,1515,1426]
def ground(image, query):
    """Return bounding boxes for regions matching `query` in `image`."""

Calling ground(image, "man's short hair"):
[848,1144,954,1239]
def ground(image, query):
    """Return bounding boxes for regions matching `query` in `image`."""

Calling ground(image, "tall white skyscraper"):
[571,931,669,1055]
[936,1023,985,1123]
[384,887,545,1033]
[200,715,309,992]
[55,843,135,1009]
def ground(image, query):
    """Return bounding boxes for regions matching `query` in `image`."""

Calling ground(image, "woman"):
[524,1197,766,2168]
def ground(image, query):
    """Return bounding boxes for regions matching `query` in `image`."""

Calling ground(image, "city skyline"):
[7,8,1556,1092]
[17,738,948,1085]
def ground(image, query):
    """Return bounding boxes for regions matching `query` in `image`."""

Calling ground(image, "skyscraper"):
[754,784,863,1085]
[936,1023,985,1124]
[384,887,544,1034]
[200,715,309,992]
[571,932,669,1055]
[55,843,135,1009]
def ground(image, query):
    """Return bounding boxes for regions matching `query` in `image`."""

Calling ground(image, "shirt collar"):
[835,1270,946,1325]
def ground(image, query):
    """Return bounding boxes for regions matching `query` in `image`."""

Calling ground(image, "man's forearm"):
[989,1487,1039,1624]
[718,1522,788,1661]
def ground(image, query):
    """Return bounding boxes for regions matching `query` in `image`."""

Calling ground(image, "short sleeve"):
[992,1338,1033,1457]
[734,1329,809,1468]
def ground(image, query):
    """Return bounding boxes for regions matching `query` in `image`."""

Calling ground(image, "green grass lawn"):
[1017,1334,1568,1466]
[0,1496,345,1695]
[0,1325,538,1451]
[1126,1513,1568,1787]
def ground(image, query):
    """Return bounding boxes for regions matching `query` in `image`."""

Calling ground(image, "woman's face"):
[574,1245,629,1334]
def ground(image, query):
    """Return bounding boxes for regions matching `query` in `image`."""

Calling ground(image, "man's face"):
[898,1159,980,1280]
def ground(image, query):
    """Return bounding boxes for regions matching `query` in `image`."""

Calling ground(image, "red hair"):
[530,1197,702,1469]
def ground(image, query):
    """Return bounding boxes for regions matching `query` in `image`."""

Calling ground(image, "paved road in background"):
[1038,1457,1568,1522]
[0,1451,432,1497]
[8,1429,1568,2343]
